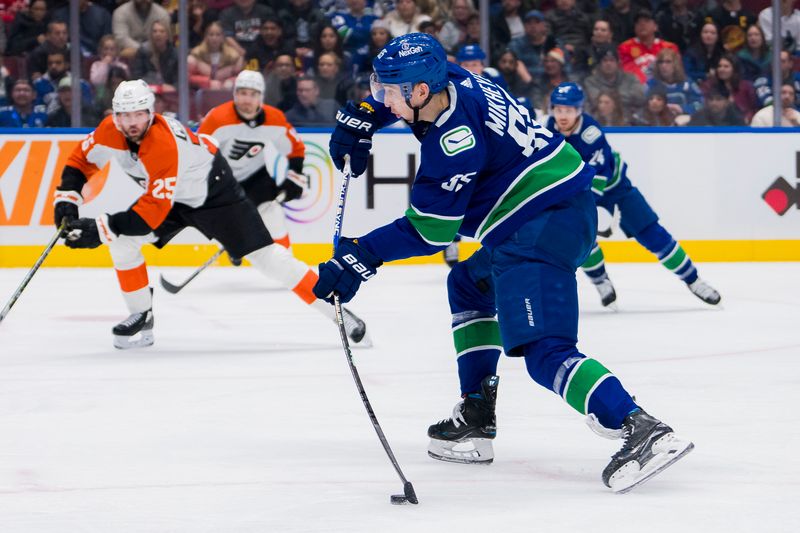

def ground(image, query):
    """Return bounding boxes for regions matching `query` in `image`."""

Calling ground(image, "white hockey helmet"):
[112,79,155,115]
[234,70,265,95]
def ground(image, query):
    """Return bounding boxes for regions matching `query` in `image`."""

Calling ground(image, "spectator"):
[687,85,745,125]
[656,0,703,53]
[131,20,178,90]
[6,0,48,57]
[546,0,592,54]
[94,65,128,119]
[495,48,534,99]
[0,79,48,127]
[53,0,112,56]
[383,0,431,39]
[90,35,130,91]
[34,51,93,113]
[112,0,171,59]
[219,0,275,56]
[754,50,800,107]
[329,0,378,75]
[647,48,703,115]
[436,0,476,53]
[705,0,756,53]
[417,19,436,36]
[632,87,678,125]
[737,24,771,82]
[583,45,645,123]
[531,48,573,110]
[750,83,800,126]
[244,16,294,74]
[0,64,11,106]
[462,12,482,48]
[189,21,243,89]
[603,0,651,45]
[45,76,97,127]
[284,76,338,126]
[702,53,758,122]
[683,22,724,83]
[618,10,679,84]
[573,18,615,78]
[488,0,522,60]
[313,51,355,106]
[27,20,68,80]
[508,10,556,80]
[285,0,327,61]
[178,0,220,49]
[264,55,298,110]
[310,23,352,75]
[758,0,800,52]
[594,90,628,126]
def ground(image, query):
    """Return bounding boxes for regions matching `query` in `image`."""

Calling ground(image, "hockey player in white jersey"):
[198,71,308,262]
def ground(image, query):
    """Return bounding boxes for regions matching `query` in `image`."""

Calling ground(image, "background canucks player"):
[545,83,721,308]
[313,33,693,493]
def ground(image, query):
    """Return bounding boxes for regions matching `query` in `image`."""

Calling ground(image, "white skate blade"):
[608,433,694,494]
[113,329,154,350]
[428,438,494,465]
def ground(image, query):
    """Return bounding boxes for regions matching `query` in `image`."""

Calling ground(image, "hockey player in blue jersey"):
[313,33,694,493]
[545,82,721,308]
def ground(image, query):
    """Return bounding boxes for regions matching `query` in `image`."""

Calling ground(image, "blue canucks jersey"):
[544,112,627,196]
[0,105,48,128]
[359,63,594,262]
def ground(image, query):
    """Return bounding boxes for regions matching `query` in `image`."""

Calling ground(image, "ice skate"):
[443,240,460,268]
[112,309,154,349]
[602,409,694,494]
[591,273,618,309]
[341,307,372,347]
[687,278,721,305]
[427,375,498,465]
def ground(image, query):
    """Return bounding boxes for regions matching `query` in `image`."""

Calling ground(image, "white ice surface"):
[1,263,799,532]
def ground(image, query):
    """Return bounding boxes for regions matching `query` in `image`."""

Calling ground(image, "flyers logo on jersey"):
[229,139,265,160]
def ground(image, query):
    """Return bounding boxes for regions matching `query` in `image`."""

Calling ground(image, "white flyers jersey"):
[197,101,305,182]
[68,114,217,230]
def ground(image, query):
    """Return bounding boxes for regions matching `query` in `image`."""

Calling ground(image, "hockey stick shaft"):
[332,159,416,499]
[0,223,64,326]
[160,192,290,294]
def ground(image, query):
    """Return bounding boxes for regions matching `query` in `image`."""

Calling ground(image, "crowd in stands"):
[0,0,798,128]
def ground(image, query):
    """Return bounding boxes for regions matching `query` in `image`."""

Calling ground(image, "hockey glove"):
[278,170,310,202]
[313,238,382,304]
[329,101,377,177]
[64,215,117,249]
[53,189,82,232]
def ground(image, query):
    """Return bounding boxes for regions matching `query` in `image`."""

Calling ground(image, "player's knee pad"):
[522,337,582,392]
[257,201,288,239]
[635,222,674,256]
[246,244,308,288]
[615,187,659,238]
[495,261,578,355]
[447,249,495,317]
[107,234,155,271]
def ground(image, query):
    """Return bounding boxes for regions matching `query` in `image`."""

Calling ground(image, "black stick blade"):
[159,274,183,294]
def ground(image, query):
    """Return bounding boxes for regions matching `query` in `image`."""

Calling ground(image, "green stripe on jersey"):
[592,175,608,195]
[476,141,584,241]
[563,358,612,414]
[660,244,688,272]
[405,205,463,246]
[606,152,623,191]
[581,245,605,271]
[452,318,502,356]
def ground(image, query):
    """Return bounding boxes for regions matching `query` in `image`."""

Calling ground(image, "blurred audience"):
[112,0,170,59]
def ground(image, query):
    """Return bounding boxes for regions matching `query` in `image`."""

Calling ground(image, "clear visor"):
[369,73,413,104]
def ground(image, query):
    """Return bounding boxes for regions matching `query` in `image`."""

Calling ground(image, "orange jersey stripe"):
[292,269,318,305]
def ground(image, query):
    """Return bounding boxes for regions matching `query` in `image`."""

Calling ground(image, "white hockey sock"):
[122,286,151,314]
[258,201,290,246]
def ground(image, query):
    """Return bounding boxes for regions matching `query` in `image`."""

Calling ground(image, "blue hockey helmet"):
[371,32,448,104]
[456,44,486,63]
[550,82,585,108]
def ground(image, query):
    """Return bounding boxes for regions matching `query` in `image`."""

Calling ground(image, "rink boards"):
[0,127,798,267]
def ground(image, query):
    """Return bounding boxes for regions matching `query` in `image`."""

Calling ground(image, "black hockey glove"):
[53,189,82,232]
[64,215,117,249]
[278,170,310,202]
[329,101,378,177]
[313,238,382,304]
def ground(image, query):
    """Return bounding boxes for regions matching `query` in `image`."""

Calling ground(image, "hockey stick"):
[0,223,65,326]
[331,158,418,506]
[159,192,289,294]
